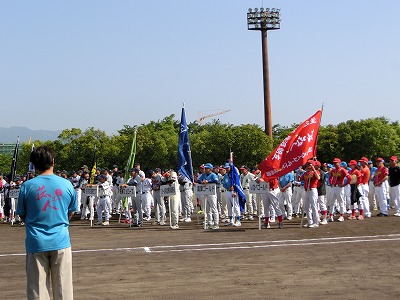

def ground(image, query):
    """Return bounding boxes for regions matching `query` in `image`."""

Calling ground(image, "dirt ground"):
[1,212,400,300]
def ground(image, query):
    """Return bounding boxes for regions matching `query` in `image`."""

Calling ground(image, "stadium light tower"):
[247,7,281,137]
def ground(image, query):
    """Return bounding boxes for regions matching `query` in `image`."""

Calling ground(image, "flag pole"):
[313,104,324,159]
[168,196,172,228]
[177,103,196,225]
[258,196,261,230]
[121,128,137,227]
[10,136,20,226]
[89,145,96,227]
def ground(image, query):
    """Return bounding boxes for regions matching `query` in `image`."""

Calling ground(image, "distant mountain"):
[0,126,62,143]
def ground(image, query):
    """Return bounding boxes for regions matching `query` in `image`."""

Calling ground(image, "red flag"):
[258,109,322,180]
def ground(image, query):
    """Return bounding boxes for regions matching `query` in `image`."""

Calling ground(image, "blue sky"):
[1,0,399,135]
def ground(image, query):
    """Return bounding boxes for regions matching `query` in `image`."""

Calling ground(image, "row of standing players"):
[59,155,400,230]
[1,155,399,229]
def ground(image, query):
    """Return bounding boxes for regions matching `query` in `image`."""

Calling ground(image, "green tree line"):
[1,116,399,177]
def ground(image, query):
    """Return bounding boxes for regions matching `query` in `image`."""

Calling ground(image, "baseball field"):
[1,213,400,299]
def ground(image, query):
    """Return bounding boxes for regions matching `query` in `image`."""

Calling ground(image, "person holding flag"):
[258,109,323,227]
[123,168,143,227]
[177,104,194,222]
[221,156,247,227]
[258,175,284,229]
[300,159,321,228]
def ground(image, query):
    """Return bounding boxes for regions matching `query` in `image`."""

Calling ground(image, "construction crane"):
[198,110,231,125]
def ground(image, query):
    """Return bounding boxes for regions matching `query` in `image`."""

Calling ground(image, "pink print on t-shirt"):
[36,185,60,211]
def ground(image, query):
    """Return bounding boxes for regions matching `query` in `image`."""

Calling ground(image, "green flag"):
[122,130,137,209]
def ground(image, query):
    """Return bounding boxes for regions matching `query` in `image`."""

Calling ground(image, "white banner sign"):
[249,181,269,194]
[160,184,176,197]
[195,183,217,196]
[9,188,20,198]
[119,186,136,197]
[84,185,99,197]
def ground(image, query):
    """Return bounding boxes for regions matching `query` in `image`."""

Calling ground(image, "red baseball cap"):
[314,160,321,167]
[348,160,358,166]
[390,156,398,162]
[332,158,341,163]
[376,158,383,162]
[359,157,369,163]
[306,159,315,166]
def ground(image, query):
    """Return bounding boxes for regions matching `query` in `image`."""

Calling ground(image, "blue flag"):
[178,105,194,182]
[230,162,246,212]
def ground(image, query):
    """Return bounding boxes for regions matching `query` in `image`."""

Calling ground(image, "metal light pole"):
[247,7,281,137]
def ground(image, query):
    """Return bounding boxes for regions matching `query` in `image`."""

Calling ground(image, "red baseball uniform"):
[329,167,352,186]
[301,170,320,191]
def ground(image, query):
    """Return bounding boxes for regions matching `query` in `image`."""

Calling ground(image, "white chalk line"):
[1,234,400,257]
[149,237,400,253]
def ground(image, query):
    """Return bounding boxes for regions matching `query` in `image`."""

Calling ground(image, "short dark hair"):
[30,146,55,172]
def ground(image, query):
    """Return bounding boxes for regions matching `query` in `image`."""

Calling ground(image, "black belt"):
[243,187,249,190]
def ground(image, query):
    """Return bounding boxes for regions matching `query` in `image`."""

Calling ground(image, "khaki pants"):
[26,247,73,300]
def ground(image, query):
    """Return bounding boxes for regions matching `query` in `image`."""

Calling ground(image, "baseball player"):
[123,168,143,227]
[151,170,166,225]
[388,156,400,216]
[261,177,284,229]
[179,172,193,222]
[315,161,328,225]
[0,172,6,222]
[96,174,113,225]
[69,171,81,214]
[278,171,294,220]
[240,166,256,220]
[219,166,228,221]
[197,163,219,229]
[357,157,371,220]
[221,163,241,227]
[328,158,352,222]
[374,158,389,216]
[300,160,321,228]
[292,166,305,218]
[347,160,362,220]
[140,172,153,222]
[79,172,93,220]
[162,170,181,229]
[368,160,378,212]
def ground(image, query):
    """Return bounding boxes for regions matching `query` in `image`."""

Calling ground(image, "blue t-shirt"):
[197,172,219,184]
[16,174,78,253]
[370,166,377,181]
[279,172,294,187]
